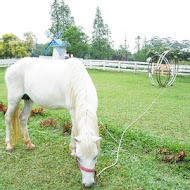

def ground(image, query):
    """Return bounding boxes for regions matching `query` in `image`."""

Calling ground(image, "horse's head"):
[74,134,101,187]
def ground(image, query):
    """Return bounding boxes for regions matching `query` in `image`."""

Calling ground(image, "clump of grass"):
[155,148,190,163]
[30,107,44,116]
[98,123,107,133]
[40,118,57,128]
[62,121,72,135]
[0,103,7,114]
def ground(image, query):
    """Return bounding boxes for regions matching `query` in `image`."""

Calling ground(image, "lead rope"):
[96,87,168,177]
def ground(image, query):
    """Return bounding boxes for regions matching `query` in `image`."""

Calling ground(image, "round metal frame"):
[148,50,179,87]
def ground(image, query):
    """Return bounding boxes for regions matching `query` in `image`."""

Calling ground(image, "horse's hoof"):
[6,144,14,151]
[27,143,35,150]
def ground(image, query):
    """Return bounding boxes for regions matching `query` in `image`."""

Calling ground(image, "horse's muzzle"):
[83,182,94,188]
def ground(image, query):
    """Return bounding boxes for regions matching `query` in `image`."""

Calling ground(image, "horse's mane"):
[69,61,99,142]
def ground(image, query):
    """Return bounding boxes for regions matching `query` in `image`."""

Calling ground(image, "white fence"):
[178,65,190,76]
[0,58,20,68]
[82,59,148,74]
[0,58,190,76]
[82,59,190,76]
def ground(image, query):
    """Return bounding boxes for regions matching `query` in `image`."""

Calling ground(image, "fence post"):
[118,62,121,72]
[152,63,154,75]
[134,61,137,73]
[171,64,174,75]
[90,60,92,69]
[103,61,106,71]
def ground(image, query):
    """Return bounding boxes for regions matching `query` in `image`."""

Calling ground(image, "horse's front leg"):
[20,100,35,150]
[69,110,76,156]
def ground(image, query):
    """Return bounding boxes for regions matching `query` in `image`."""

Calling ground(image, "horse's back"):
[6,57,83,73]
[5,58,97,111]
[6,57,84,86]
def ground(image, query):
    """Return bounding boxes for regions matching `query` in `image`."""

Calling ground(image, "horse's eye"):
[76,156,80,162]
[94,156,97,160]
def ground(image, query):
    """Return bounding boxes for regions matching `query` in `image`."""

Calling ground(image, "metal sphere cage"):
[148,50,179,87]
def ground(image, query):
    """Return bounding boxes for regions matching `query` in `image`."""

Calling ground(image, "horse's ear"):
[73,136,81,143]
[93,136,102,143]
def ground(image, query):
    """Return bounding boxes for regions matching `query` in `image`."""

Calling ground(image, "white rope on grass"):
[103,127,119,145]
[96,87,168,177]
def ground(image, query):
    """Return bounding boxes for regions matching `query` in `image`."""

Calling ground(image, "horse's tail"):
[12,105,21,145]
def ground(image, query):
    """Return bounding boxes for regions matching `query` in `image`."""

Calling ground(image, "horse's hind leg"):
[5,100,20,151]
[20,99,35,150]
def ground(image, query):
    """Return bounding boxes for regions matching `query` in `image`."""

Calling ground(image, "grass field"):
[0,68,190,190]
[179,61,190,65]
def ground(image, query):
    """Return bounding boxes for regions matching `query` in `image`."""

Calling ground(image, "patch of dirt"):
[0,103,7,114]
[40,118,57,127]
[30,108,44,116]
[155,148,189,163]
[62,121,72,135]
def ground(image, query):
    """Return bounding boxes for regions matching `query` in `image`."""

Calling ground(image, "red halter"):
[75,156,96,173]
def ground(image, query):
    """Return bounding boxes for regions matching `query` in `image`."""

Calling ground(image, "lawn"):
[0,67,190,190]
[179,61,190,65]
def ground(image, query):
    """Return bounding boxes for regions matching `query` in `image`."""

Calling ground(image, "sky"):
[0,0,190,52]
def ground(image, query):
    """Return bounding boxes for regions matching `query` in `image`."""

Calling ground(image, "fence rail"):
[0,58,20,68]
[82,59,190,76]
[0,58,190,76]
[82,59,148,73]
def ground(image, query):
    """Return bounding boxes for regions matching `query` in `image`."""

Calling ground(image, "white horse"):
[5,57,101,187]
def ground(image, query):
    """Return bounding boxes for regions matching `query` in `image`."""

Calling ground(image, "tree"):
[0,41,4,58]
[49,0,75,37]
[133,37,152,62]
[181,40,190,48]
[146,36,172,59]
[90,7,113,59]
[31,43,50,57]
[9,40,28,58]
[61,26,89,58]
[135,36,141,51]
[141,37,149,61]
[1,33,17,58]
[112,45,133,61]
[133,36,142,61]
[0,33,28,58]
[179,48,190,61]
[112,35,132,61]
[124,35,129,60]
[23,32,37,56]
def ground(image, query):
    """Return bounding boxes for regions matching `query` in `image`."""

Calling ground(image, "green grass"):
[179,61,190,65]
[0,68,190,190]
